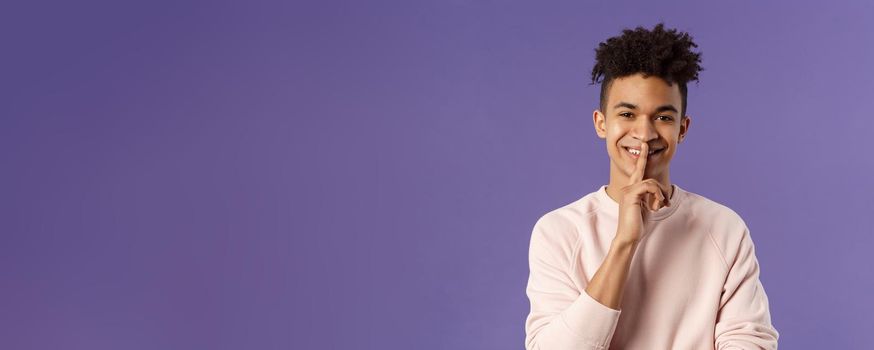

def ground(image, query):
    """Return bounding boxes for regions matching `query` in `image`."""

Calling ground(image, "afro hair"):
[590,22,704,119]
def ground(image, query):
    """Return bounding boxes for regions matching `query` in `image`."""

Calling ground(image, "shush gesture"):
[616,142,671,244]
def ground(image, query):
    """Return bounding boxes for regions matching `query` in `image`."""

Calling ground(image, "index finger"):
[629,142,648,183]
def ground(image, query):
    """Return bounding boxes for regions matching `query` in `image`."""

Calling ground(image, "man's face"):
[593,73,691,182]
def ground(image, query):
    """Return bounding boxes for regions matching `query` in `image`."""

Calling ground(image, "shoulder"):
[528,194,597,257]
[682,190,753,266]
[680,190,747,235]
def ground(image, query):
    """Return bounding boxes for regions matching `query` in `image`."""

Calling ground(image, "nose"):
[631,117,659,143]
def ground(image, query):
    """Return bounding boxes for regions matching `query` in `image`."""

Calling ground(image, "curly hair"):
[590,22,703,119]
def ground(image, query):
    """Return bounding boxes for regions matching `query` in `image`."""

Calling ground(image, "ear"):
[679,115,691,143]
[593,109,607,139]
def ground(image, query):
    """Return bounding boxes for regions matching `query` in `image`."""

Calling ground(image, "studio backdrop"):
[2,0,872,349]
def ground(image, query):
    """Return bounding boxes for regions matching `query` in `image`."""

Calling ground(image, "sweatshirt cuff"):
[560,289,622,348]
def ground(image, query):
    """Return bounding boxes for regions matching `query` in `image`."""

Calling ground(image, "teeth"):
[626,147,661,156]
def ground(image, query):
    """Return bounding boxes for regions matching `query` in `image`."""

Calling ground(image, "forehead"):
[607,74,682,110]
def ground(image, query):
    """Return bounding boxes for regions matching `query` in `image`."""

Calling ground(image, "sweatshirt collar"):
[595,183,686,221]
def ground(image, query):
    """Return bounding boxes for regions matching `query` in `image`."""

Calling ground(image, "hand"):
[616,142,671,243]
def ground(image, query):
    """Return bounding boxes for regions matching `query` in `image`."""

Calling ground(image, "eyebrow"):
[612,101,678,114]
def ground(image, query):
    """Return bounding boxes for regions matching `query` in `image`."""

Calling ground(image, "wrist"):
[611,236,639,250]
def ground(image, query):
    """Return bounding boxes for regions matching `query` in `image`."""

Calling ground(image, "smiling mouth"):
[624,146,664,158]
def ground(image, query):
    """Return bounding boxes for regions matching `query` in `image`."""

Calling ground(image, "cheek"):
[605,127,625,142]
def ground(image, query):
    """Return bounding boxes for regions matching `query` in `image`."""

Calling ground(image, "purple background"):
[2,1,873,349]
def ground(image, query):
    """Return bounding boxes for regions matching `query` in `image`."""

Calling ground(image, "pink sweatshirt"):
[524,183,778,349]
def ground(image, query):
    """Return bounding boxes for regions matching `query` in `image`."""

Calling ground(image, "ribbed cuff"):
[560,289,622,348]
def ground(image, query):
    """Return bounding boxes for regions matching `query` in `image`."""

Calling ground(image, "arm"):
[585,237,639,310]
[714,226,780,349]
[524,217,625,350]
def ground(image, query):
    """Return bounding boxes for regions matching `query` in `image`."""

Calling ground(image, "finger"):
[655,188,665,210]
[636,192,651,211]
[633,181,663,211]
[647,187,663,211]
[659,183,670,207]
[629,142,648,184]
[646,181,665,211]
[645,179,669,208]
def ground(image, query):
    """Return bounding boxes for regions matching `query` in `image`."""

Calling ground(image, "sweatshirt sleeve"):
[714,224,780,349]
[524,215,622,350]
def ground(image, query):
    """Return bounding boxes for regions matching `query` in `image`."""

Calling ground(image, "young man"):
[524,23,779,349]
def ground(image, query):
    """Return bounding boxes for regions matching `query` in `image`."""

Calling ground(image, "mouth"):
[623,146,664,160]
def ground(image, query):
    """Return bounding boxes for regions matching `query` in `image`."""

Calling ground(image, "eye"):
[619,113,673,121]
